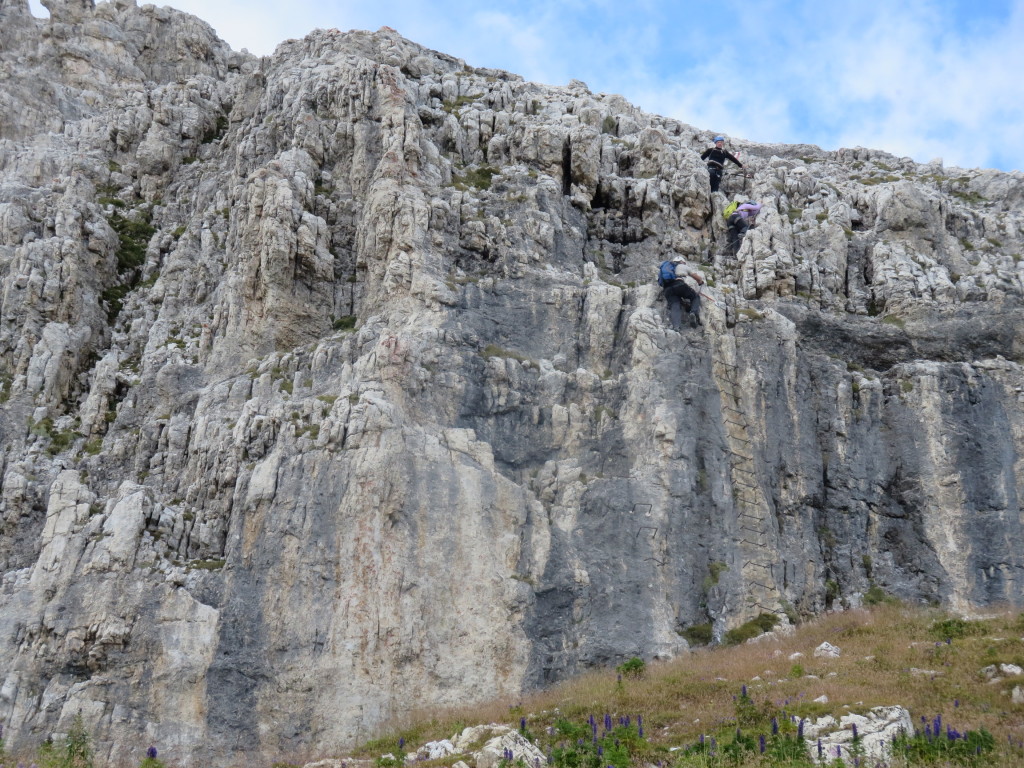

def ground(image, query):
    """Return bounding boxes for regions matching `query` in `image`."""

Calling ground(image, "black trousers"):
[664,280,701,329]
[727,213,749,252]
[708,165,723,192]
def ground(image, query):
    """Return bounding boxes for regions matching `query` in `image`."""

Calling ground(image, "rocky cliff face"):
[1,1,1022,765]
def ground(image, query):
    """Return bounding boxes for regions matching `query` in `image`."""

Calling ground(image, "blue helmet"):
[713,136,725,142]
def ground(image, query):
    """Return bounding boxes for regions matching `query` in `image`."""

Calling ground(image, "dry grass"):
[354,604,1024,767]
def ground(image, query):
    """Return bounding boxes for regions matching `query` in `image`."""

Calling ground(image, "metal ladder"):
[710,335,784,622]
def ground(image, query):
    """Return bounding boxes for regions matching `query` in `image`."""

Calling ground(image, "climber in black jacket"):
[700,136,742,193]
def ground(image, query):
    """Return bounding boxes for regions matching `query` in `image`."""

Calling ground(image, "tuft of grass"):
[881,314,906,328]
[480,344,536,368]
[724,613,780,646]
[616,657,646,679]
[441,94,480,114]
[680,623,713,647]
[453,165,499,191]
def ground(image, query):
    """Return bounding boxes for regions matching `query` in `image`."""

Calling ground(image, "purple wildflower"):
[759,735,766,754]
[798,719,805,739]
[852,723,858,741]
[147,746,158,759]
[934,715,941,736]
[954,699,960,708]
[817,739,823,758]
[597,746,603,757]
[399,738,405,750]
[638,715,643,738]
[836,744,842,757]
[604,713,611,732]
[741,684,748,697]
[521,717,527,732]
[772,717,779,735]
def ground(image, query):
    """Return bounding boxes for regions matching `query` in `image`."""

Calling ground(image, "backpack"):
[657,260,677,287]
[722,200,740,220]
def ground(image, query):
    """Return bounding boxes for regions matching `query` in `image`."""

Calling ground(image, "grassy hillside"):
[4,605,1022,767]
[352,605,1024,768]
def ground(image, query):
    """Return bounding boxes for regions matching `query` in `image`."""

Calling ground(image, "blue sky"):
[27,0,1024,172]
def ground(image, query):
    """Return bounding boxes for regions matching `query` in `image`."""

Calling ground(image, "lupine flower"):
[699,735,705,747]
[817,739,823,758]
[954,699,960,708]
[597,746,603,757]
[741,684,748,697]
[147,747,158,759]
[772,718,779,735]
[521,717,526,732]
[798,719,805,739]
[638,715,643,738]
[604,713,611,732]
[852,723,858,741]
[399,738,405,750]
[836,744,842,757]
[759,735,766,753]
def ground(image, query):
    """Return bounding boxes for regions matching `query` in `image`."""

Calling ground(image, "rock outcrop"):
[1,1,1022,765]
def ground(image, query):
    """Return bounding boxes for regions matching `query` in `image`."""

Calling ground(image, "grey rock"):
[814,642,841,658]
[0,4,1022,766]
[803,706,913,763]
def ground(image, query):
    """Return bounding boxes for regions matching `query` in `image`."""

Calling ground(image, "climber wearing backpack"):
[725,200,762,255]
[657,255,705,330]
[700,136,743,193]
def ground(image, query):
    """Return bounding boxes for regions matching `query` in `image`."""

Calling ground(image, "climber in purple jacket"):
[726,201,762,255]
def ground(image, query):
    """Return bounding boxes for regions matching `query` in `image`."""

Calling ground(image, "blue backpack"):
[657,260,677,287]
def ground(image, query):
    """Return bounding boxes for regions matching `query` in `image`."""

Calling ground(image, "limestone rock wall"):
[1,2,1022,765]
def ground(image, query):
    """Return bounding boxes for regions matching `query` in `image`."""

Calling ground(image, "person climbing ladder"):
[701,136,743,193]
[725,200,762,255]
[657,255,705,330]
